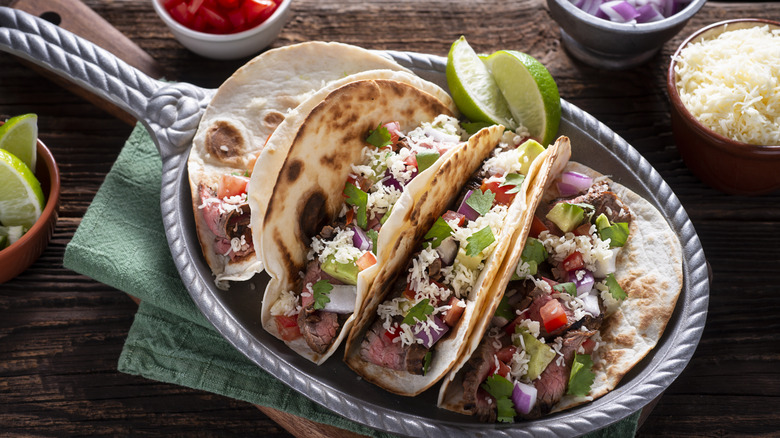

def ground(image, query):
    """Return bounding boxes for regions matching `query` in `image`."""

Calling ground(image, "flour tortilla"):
[189,42,412,288]
[438,136,683,416]
[342,134,562,397]
[259,78,470,364]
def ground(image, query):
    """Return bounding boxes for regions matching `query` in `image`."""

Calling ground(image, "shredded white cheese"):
[270,290,300,317]
[674,25,780,145]
[309,227,362,264]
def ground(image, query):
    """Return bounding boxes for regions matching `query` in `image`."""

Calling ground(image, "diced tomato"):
[188,0,206,14]
[442,296,464,327]
[356,251,376,271]
[199,5,231,33]
[226,7,246,28]
[480,176,516,206]
[169,2,195,27]
[245,152,259,176]
[243,0,277,27]
[383,324,401,343]
[562,251,585,272]
[217,173,250,199]
[529,215,548,239]
[496,345,517,363]
[274,314,302,341]
[539,299,568,333]
[217,0,240,8]
[581,338,597,355]
[504,313,528,335]
[488,357,511,379]
[404,152,418,168]
[442,210,465,228]
[383,121,402,145]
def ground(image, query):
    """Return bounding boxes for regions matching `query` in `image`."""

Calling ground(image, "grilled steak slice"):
[298,307,340,354]
[569,180,631,224]
[405,343,428,374]
[360,319,407,371]
[460,330,510,420]
[534,330,594,415]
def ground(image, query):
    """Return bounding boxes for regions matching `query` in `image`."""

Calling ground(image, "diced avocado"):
[595,213,610,231]
[546,203,584,233]
[515,328,556,381]
[456,247,484,270]
[520,237,547,276]
[599,222,630,248]
[321,254,359,285]
[516,139,545,175]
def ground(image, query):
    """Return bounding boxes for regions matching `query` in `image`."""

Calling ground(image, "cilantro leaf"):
[500,173,526,194]
[423,351,432,375]
[520,237,547,276]
[567,353,596,396]
[366,229,378,254]
[423,216,453,249]
[343,182,368,229]
[312,279,333,310]
[599,222,630,248]
[553,282,577,296]
[402,298,435,325]
[466,189,495,216]
[605,273,627,300]
[366,124,392,148]
[481,375,516,423]
[415,150,440,173]
[465,226,495,257]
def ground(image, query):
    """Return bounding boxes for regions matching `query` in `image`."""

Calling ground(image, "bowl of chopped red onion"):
[547,0,707,69]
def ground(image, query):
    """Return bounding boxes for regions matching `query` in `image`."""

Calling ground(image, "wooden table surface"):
[2,0,779,436]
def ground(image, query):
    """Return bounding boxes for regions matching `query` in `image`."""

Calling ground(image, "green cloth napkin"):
[63,123,640,437]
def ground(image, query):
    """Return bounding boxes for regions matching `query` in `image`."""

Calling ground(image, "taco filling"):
[359,134,545,375]
[458,172,631,422]
[268,116,469,354]
[197,171,255,261]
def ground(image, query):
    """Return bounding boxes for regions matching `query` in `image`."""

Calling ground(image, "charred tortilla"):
[437,136,683,420]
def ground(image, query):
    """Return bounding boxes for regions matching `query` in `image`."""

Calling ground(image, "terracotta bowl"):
[0,134,60,283]
[667,18,780,195]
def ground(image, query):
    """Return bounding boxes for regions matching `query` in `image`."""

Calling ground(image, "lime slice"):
[0,225,25,249]
[447,36,515,129]
[0,113,38,171]
[484,50,561,146]
[0,148,44,229]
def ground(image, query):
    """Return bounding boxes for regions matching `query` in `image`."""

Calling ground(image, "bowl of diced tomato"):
[153,0,291,60]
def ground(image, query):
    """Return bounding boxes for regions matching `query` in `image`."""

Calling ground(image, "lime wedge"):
[484,51,561,146]
[0,225,25,248]
[447,36,515,129]
[0,113,38,171]
[0,148,44,229]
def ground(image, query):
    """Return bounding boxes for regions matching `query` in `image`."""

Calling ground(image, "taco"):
[259,77,500,364]
[188,41,411,289]
[342,129,563,396]
[437,136,683,422]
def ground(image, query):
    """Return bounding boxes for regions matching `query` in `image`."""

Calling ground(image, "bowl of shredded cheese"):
[667,18,780,195]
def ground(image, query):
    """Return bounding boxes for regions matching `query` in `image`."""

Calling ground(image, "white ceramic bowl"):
[152,0,292,60]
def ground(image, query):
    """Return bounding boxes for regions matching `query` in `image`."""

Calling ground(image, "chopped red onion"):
[352,226,371,251]
[512,381,537,415]
[414,315,449,349]
[322,285,357,314]
[381,169,403,191]
[573,0,687,23]
[436,236,458,266]
[557,171,593,196]
[457,190,480,221]
[568,269,595,295]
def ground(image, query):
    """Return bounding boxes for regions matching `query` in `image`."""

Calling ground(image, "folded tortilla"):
[188,41,411,288]
[342,133,563,397]
[437,136,683,419]
[259,77,478,364]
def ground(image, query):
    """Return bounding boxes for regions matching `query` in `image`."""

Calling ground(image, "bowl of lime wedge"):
[0,114,60,284]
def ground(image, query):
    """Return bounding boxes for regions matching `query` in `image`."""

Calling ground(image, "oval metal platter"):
[0,8,709,437]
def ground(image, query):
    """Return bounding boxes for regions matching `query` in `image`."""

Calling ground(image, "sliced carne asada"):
[533,330,594,416]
